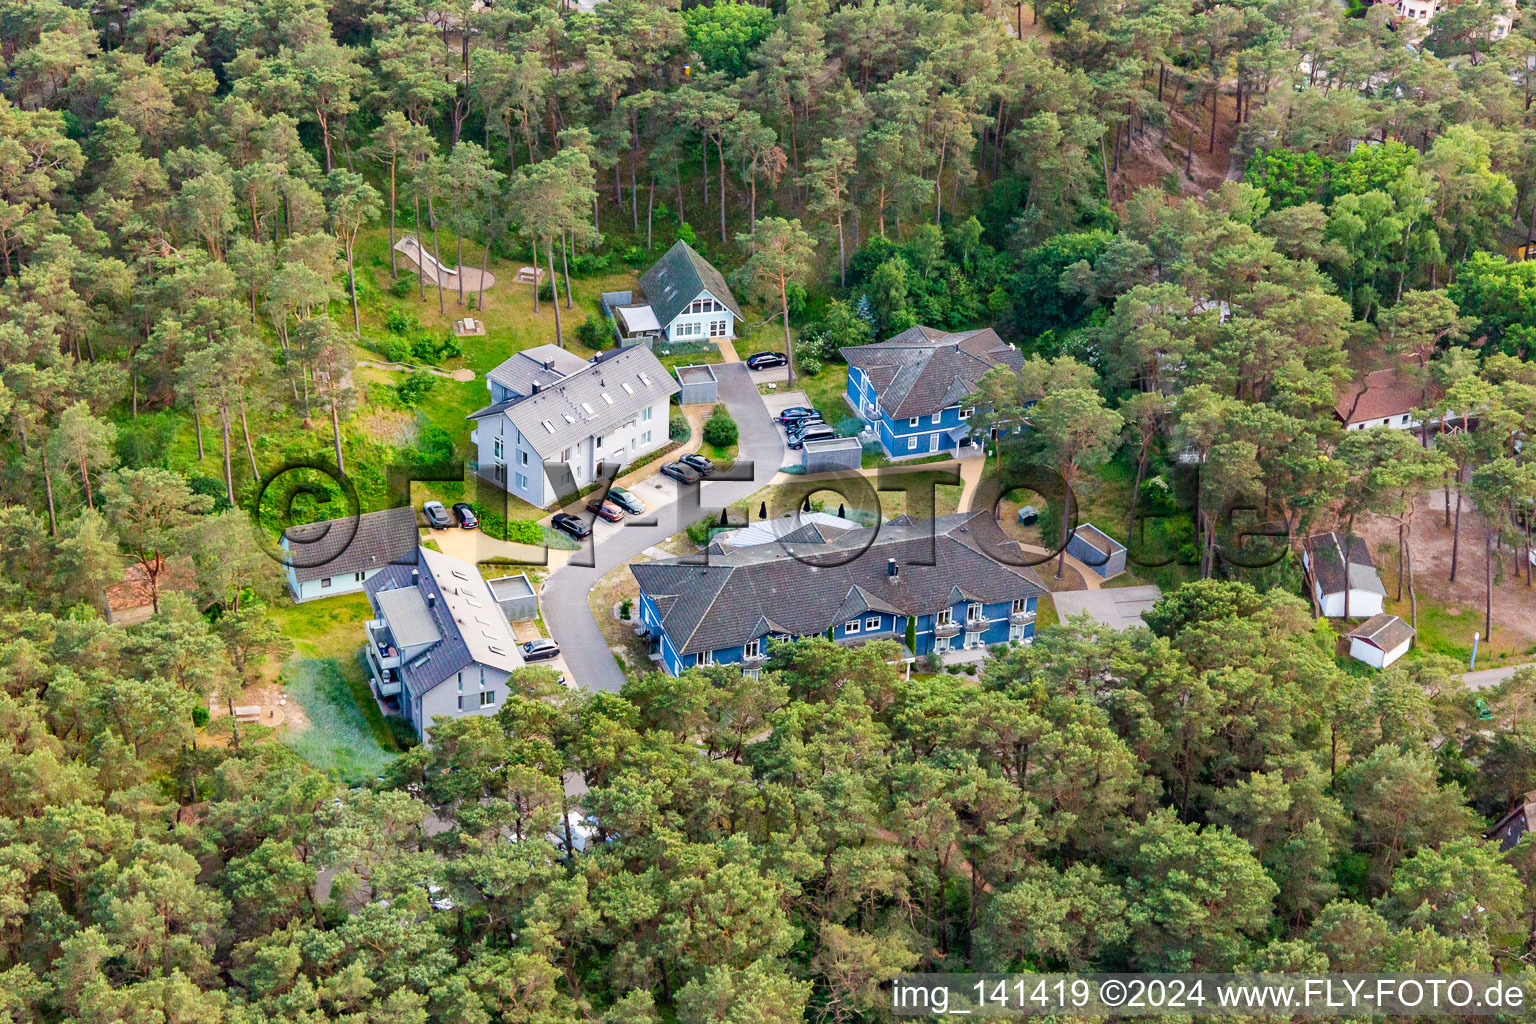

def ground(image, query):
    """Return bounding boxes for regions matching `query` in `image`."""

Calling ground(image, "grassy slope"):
[267,592,399,781]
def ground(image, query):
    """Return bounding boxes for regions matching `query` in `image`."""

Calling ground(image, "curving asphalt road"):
[541,362,787,691]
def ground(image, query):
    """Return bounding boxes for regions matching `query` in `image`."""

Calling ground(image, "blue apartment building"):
[842,326,1024,458]
[631,511,1048,675]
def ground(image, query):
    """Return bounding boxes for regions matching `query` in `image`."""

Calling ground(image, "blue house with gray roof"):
[631,511,1048,676]
[842,326,1023,458]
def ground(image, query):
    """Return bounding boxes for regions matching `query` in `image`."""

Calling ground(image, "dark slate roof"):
[486,344,590,398]
[1306,532,1384,597]
[637,240,743,328]
[1348,613,1415,651]
[468,345,679,458]
[631,511,1049,656]
[1487,791,1536,852]
[840,326,1023,419]
[282,506,420,584]
[365,546,522,700]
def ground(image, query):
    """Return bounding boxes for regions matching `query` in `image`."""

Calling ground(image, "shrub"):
[965,664,978,676]
[389,277,415,298]
[798,357,823,377]
[368,335,412,363]
[686,519,713,546]
[188,476,233,512]
[538,283,555,302]
[702,404,737,448]
[394,370,437,407]
[385,308,420,335]
[669,410,691,442]
[577,313,613,349]
[116,412,180,469]
[191,705,210,728]
[385,715,420,750]
[620,597,633,620]
[410,332,461,364]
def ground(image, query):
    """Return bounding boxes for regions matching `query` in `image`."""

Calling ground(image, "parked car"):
[784,413,824,433]
[426,884,455,912]
[522,638,561,662]
[607,486,646,515]
[422,501,452,529]
[660,461,702,485]
[586,497,625,522]
[679,453,716,476]
[747,351,788,371]
[777,406,817,425]
[551,512,591,539]
[452,502,479,529]
[787,423,837,450]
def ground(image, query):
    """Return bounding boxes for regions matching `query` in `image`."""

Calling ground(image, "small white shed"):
[1348,613,1415,670]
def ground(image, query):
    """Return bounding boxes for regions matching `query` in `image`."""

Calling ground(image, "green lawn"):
[279,657,398,784]
[268,592,402,780]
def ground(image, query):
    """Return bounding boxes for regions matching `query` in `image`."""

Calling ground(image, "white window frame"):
[936,608,953,626]
[968,602,984,622]
[931,412,942,425]
[1012,598,1027,613]
[844,619,860,635]
[493,437,504,458]
[697,650,714,666]
[960,407,973,421]
[479,690,495,707]
[936,635,952,652]
[744,638,761,659]
[909,416,920,427]
[908,437,918,450]
[865,615,882,631]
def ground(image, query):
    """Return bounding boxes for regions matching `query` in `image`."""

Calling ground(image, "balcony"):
[964,616,989,631]
[1009,609,1036,626]
[933,619,961,639]
[366,620,403,669]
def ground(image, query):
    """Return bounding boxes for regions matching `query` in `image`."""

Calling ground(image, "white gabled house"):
[467,344,679,508]
[605,240,743,347]
[1303,532,1387,619]
[282,506,421,602]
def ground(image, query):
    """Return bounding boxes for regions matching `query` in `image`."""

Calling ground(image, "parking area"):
[760,389,818,449]
[1051,585,1163,631]
[509,618,575,684]
[747,364,790,386]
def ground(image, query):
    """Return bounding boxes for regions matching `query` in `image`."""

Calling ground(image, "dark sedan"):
[451,502,479,529]
[422,501,452,529]
[678,453,716,476]
[522,638,561,662]
[607,485,646,515]
[659,461,702,485]
[550,512,591,539]
[747,351,788,371]
[787,424,837,450]
[586,498,625,522]
[777,406,816,425]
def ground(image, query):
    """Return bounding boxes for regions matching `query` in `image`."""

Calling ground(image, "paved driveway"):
[540,361,787,691]
[1051,586,1163,630]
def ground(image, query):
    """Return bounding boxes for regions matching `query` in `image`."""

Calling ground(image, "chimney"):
[411,568,419,586]
[887,558,899,579]
[532,382,542,395]
[427,593,436,608]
